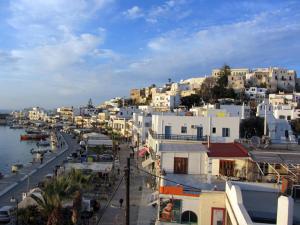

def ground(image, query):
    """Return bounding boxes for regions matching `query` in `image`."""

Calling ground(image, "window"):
[211,208,225,225]
[279,115,285,119]
[222,128,230,137]
[181,211,198,224]
[145,122,150,127]
[287,116,291,120]
[219,160,234,176]
[181,126,187,134]
[174,157,188,174]
[212,127,216,133]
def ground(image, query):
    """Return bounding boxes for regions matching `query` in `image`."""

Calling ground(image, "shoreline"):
[0,132,69,199]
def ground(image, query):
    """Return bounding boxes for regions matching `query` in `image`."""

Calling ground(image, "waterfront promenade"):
[0,132,78,206]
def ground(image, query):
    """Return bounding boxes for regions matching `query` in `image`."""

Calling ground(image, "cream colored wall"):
[212,159,220,176]
[161,152,207,174]
[198,192,226,225]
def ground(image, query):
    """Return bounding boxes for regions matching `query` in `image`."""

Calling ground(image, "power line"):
[96,174,124,225]
[131,163,203,192]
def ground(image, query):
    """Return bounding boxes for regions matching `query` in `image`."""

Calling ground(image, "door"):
[174,157,188,174]
[165,126,172,139]
[196,127,203,140]
[219,160,234,177]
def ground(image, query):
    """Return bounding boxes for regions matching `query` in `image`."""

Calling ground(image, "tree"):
[31,170,92,225]
[199,77,217,103]
[180,94,203,109]
[291,119,300,134]
[240,117,264,138]
[18,205,43,225]
[217,64,230,88]
[87,98,94,109]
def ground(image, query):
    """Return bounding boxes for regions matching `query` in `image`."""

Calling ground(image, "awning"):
[138,147,149,157]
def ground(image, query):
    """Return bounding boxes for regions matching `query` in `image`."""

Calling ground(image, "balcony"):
[149,129,207,142]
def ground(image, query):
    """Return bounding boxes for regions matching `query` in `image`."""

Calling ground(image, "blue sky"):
[0,0,300,109]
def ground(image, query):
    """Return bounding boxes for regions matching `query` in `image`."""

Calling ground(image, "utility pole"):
[136,133,140,162]
[125,157,130,225]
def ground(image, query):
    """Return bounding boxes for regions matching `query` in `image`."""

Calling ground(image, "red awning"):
[138,147,149,157]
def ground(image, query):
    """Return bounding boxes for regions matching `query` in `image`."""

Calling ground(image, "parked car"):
[0,206,15,224]
[99,154,114,161]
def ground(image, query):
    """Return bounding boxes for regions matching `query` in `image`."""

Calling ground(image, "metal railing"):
[149,129,207,141]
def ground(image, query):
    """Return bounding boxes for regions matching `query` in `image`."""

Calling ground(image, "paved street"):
[95,143,156,225]
[0,133,78,206]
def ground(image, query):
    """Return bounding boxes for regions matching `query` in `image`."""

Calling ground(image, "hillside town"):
[0,66,299,225]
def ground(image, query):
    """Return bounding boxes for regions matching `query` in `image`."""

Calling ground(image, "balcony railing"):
[149,129,207,141]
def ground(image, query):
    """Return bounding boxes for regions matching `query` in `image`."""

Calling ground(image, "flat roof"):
[207,143,249,158]
[164,174,225,193]
[237,184,300,224]
[159,142,208,153]
[250,150,300,164]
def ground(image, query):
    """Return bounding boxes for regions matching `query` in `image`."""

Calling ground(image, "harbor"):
[0,132,73,206]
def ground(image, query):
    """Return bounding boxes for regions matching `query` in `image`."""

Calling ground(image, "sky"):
[0,0,300,109]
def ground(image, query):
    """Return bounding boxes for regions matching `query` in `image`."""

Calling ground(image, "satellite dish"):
[250,136,261,148]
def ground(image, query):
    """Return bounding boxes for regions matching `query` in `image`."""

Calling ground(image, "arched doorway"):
[181,210,198,224]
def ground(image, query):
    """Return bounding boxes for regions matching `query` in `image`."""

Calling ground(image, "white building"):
[272,104,300,121]
[245,87,267,101]
[151,91,181,111]
[28,107,49,122]
[109,106,139,120]
[247,67,296,92]
[180,77,206,90]
[256,102,296,144]
[150,114,240,144]
[132,112,152,146]
[226,181,298,225]
[269,93,294,106]
[190,104,250,119]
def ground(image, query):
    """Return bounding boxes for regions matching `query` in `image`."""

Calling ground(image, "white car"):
[0,206,15,224]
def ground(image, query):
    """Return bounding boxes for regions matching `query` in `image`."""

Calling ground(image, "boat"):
[20,133,49,141]
[25,128,42,134]
[37,140,50,147]
[11,164,23,173]
[9,124,23,129]
[30,148,49,154]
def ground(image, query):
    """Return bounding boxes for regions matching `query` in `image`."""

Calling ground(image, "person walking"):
[119,198,124,208]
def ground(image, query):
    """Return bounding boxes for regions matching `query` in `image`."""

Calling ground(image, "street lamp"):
[10,196,18,225]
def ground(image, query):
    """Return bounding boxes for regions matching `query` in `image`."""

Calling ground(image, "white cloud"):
[123,6,144,19]
[126,10,300,81]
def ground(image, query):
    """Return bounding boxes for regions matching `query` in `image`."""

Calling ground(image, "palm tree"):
[31,170,92,225]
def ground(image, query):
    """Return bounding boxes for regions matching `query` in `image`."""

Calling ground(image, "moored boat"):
[20,133,49,141]
[11,163,23,173]
[9,124,23,129]
[30,148,49,154]
[37,140,50,147]
[25,128,41,134]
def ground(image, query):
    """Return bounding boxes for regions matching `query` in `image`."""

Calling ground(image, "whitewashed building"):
[190,104,250,119]
[151,91,181,111]
[256,102,297,144]
[245,87,267,101]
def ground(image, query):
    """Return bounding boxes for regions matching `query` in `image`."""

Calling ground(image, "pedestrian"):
[119,198,124,208]
[40,156,44,164]
[117,168,120,175]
